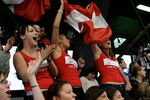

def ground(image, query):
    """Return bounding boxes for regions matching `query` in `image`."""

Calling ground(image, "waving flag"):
[65,2,112,45]
[14,0,51,22]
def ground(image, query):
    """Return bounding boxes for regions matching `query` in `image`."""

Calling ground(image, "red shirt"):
[42,38,50,46]
[53,50,81,87]
[95,52,124,84]
[19,50,54,92]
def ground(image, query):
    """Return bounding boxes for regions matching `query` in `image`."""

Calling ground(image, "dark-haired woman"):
[13,24,57,100]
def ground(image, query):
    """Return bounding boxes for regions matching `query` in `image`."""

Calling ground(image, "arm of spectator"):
[91,44,102,60]
[13,52,30,82]
[51,0,65,59]
[51,0,65,46]
[135,48,143,64]
[118,67,132,91]
[47,57,58,76]
[4,37,15,52]
[27,52,45,100]
[41,44,58,76]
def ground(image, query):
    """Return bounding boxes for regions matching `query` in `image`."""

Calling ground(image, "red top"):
[42,38,50,46]
[95,52,124,84]
[19,50,54,92]
[53,50,81,87]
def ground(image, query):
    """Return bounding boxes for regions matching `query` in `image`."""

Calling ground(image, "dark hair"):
[84,86,106,100]
[47,80,71,100]
[15,24,36,51]
[117,57,123,64]
[84,67,97,76]
[105,87,118,100]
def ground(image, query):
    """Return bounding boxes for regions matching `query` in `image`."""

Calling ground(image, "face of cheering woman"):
[20,25,39,48]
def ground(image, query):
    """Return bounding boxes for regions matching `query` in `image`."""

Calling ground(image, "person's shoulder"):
[130,79,140,86]
[80,76,87,80]
[13,51,22,59]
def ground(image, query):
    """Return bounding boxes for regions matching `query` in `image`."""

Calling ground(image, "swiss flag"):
[14,0,51,22]
[65,2,112,45]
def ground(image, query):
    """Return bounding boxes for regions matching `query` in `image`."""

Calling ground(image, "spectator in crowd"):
[13,24,57,100]
[138,82,150,100]
[129,62,139,80]
[80,67,99,93]
[51,0,84,99]
[117,57,129,83]
[129,66,147,100]
[0,27,15,76]
[135,44,150,79]
[34,25,50,50]
[47,80,76,100]
[0,71,11,100]
[84,86,109,100]
[26,51,76,100]
[91,39,132,99]
[39,26,50,48]
[105,87,124,100]
[26,52,45,100]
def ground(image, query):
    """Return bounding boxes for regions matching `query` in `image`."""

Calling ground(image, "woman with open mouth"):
[0,71,11,100]
[13,24,58,100]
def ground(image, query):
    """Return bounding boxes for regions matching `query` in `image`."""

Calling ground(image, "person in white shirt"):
[80,67,99,93]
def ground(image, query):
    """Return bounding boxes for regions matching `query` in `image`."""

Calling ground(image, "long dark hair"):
[14,24,36,51]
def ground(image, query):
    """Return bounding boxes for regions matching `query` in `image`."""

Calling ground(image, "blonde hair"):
[139,82,150,100]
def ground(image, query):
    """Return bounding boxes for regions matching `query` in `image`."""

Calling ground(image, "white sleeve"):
[80,77,88,93]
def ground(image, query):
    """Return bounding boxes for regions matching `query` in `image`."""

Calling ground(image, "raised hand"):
[4,37,15,52]
[26,52,45,100]
[27,52,42,77]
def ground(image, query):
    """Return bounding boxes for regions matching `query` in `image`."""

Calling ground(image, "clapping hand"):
[27,52,42,77]
[41,44,56,61]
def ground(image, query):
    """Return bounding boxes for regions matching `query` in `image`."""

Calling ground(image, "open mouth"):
[33,37,37,41]
[6,90,11,97]
[33,36,39,42]
[6,90,10,95]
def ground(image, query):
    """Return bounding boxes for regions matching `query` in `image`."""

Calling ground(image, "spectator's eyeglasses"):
[0,80,11,85]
